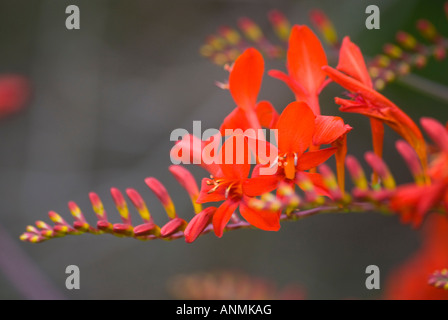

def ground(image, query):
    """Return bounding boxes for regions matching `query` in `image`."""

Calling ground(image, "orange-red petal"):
[213,200,239,237]
[336,36,372,88]
[229,48,264,111]
[277,101,315,154]
[220,107,251,134]
[313,115,352,146]
[219,135,251,180]
[296,147,336,171]
[240,198,281,231]
[243,170,281,197]
[255,100,279,128]
[243,176,279,196]
[287,25,328,99]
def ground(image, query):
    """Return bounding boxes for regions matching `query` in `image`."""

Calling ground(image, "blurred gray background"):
[0,0,447,299]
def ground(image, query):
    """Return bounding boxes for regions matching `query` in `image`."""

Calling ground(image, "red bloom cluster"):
[172,21,447,242]
[174,26,359,242]
[19,6,448,300]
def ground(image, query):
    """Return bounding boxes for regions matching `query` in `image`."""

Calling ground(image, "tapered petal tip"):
[160,218,187,238]
[420,117,448,151]
[184,207,217,243]
[126,188,144,211]
[229,47,264,111]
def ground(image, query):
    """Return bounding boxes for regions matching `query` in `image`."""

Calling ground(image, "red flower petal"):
[313,115,352,146]
[229,48,264,111]
[243,174,281,197]
[220,107,251,134]
[287,25,327,100]
[213,200,239,237]
[296,147,336,171]
[255,101,279,128]
[336,37,372,88]
[219,135,251,180]
[240,199,281,231]
[184,207,217,243]
[277,101,315,155]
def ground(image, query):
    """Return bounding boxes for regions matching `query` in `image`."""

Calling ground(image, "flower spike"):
[20,12,448,298]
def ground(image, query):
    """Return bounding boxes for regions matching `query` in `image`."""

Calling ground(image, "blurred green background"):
[0,0,447,299]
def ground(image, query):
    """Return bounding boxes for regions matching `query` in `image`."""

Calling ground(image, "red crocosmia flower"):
[390,118,448,227]
[195,135,281,238]
[0,75,30,118]
[267,25,351,189]
[269,25,328,115]
[384,214,448,300]
[322,37,427,173]
[220,48,279,133]
[244,101,337,197]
